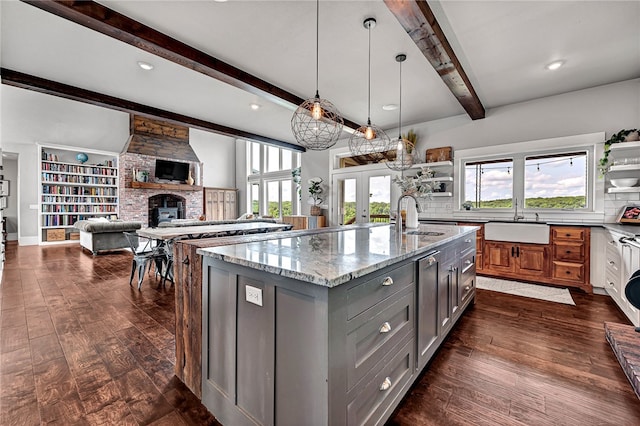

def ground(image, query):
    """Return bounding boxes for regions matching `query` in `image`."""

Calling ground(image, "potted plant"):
[308,177,324,216]
[599,129,639,174]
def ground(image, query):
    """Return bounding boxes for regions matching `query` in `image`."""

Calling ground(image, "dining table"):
[136,221,293,241]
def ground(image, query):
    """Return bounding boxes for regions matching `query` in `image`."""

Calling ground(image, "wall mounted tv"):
[155,159,190,182]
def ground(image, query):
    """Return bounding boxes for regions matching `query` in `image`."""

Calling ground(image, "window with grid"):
[247,142,301,217]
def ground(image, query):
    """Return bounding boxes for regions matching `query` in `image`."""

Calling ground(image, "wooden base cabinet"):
[282,215,326,230]
[481,225,591,293]
[484,242,548,278]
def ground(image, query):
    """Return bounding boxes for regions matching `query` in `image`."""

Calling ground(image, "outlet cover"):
[245,285,263,306]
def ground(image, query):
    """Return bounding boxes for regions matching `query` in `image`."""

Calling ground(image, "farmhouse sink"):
[484,222,550,244]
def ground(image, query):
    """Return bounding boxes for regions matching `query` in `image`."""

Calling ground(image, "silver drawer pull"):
[428,256,436,265]
[380,377,392,391]
[465,259,472,265]
[379,322,392,334]
[382,277,394,286]
[465,239,472,243]
[607,280,614,287]
[465,285,471,291]
[608,260,615,266]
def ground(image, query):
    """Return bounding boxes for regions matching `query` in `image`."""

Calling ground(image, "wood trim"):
[384,0,485,120]
[1,67,304,152]
[131,181,202,191]
[21,0,361,132]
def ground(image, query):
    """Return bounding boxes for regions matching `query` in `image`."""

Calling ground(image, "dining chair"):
[123,232,167,290]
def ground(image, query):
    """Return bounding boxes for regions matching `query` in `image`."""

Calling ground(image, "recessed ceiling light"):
[382,104,398,111]
[545,60,565,71]
[137,61,154,71]
[213,0,228,2]
[250,103,261,110]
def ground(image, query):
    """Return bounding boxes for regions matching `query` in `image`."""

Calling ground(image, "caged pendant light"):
[291,0,344,150]
[348,18,390,160]
[385,54,414,171]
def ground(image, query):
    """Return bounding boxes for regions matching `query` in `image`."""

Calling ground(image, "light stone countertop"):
[137,221,292,240]
[198,223,478,288]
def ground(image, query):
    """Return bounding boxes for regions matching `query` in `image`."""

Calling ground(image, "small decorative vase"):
[187,170,195,185]
[310,205,321,216]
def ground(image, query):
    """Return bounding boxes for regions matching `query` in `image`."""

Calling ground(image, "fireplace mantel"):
[131,181,202,191]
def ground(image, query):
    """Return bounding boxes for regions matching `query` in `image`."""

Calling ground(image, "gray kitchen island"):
[197,223,478,426]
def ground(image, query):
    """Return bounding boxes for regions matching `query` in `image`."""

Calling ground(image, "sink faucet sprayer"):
[514,197,525,222]
[396,194,423,235]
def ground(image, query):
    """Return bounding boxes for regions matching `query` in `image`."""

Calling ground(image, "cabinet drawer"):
[554,242,585,262]
[460,276,475,306]
[346,262,414,320]
[552,261,584,282]
[346,287,414,390]
[458,233,477,256]
[346,336,414,426]
[460,251,476,282]
[552,227,585,241]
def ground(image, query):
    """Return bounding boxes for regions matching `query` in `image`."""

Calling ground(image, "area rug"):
[476,276,575,305]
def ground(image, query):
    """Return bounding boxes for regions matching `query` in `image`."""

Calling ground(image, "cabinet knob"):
[379,322,392,334]
[465,259,472,265]
[565,250,571,254]
[382,277,394,286]
[465,239,472,243]
[608,260,615,266]
[465,285,471,291]
[379,377,392,391]
[427,256,436,265]
[565,270,571,274]
[607,280,614,287]
[565,234,571,237]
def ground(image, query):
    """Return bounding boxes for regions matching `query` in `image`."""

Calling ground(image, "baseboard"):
[592,287,608,296]
[19,236,39,246]
[7,233,18,241]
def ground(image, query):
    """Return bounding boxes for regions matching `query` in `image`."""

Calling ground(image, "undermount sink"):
[484,222,550,244]
[405,230,445,236]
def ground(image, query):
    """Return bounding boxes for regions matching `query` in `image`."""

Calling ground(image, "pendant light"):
[291,0,344,150]
[386,54,414,171]
[348,18,390,160]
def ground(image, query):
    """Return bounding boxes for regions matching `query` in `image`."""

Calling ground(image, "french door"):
[331,170,392,225]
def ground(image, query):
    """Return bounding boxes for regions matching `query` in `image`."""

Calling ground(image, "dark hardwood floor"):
[1,241,639,425]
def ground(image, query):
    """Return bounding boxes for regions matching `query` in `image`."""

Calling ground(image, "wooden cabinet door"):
[516,244,548,278]
[484,242,515,274]
[204,189,215,220]
[224,190,237,219]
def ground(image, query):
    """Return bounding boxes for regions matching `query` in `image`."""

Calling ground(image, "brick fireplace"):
[118,115,203,226]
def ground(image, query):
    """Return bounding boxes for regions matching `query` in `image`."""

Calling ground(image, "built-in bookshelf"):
[39,145,119,244]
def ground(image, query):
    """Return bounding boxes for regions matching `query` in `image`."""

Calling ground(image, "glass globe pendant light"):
[348,18,390,160]
[291,0,344,150]
[386,54,414,171]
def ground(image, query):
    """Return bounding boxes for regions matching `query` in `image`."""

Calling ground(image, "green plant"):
[307,177,324,206]
[599,129,639,174]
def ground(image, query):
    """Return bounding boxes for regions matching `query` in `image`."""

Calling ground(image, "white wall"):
[189,128,236,188]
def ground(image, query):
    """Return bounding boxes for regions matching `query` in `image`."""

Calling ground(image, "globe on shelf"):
[76,152,88,164]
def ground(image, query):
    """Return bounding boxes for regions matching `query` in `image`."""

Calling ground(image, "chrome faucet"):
[396,193,423,235]
[514,197,525,221]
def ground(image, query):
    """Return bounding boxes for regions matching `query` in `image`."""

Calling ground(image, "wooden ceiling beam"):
[21,0,361,131]
[384,0,485,120]
[1,68,304,152]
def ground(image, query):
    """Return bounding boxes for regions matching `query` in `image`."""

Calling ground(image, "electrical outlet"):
[245,285,263,306]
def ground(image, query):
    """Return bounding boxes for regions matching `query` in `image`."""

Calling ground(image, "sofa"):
[74,219,143,255]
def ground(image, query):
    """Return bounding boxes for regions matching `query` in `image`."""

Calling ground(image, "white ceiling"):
[2,0,639,149]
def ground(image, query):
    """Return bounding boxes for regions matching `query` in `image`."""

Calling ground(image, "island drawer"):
[458,232,477,257]
[346,262,414,320]
[346,335,414,426]
[346,287,414,391]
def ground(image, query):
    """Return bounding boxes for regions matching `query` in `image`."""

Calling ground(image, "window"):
[462,149,591,211]
[524,152,587,209]
[465,159,514,208]
[247,142,300,217]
